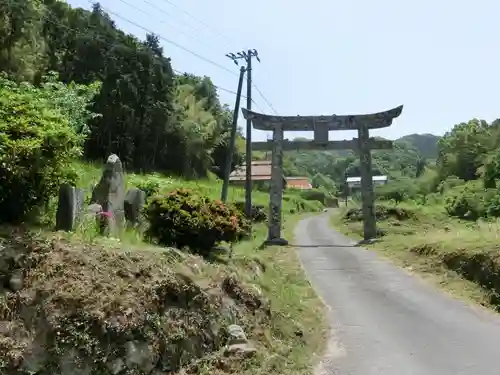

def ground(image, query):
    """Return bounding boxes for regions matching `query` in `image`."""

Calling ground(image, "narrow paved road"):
[295,212,500,375]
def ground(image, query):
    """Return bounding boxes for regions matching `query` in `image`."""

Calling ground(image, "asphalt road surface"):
[295,212,500,375]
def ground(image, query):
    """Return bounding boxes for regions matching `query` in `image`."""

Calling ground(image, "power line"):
[171,68,265,112]
[145,1,279,115]
[172,68,244,97]
[43,2,271,114]
[156,0,237,47]
[115,0,221,52]
[225,50,278,115]
[93,1,277,115]
[40,9,251,107]
[87,1,239,77]
[252,83,278,115]
[115,0,230,53]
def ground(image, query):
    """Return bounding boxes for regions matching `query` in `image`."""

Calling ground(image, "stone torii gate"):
[241,105,403,245]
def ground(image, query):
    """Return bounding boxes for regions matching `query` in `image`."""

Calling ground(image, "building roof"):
[346,175,388,183]
[229,160,272,181]
[285,177,312,189]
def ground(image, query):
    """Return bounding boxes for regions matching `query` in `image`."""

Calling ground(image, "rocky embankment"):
[0,231,269,375]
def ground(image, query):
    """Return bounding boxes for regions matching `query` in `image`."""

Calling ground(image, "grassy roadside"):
[1,162,328,375]
[330,202,500,312]
[227,214,328,375]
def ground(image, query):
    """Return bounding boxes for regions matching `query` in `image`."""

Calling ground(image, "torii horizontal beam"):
[252,138,393,151]
[241,105,403,131]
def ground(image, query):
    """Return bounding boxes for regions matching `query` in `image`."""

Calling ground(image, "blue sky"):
[66,0,499,142]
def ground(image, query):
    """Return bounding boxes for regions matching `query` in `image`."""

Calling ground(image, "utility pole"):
[225,50,260,219]
[344,171,349,207]
[221,66,246,202]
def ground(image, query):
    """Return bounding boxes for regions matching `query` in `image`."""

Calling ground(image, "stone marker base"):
[263,237,289,246]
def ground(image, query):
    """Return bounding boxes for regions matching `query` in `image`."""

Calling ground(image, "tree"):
[311,173,337,194]
[0,0,46,81]
[437,119,492,182]
[415,157,427,178]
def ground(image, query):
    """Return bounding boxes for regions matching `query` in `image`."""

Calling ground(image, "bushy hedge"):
[135,180,160,198]
[444,181,500,220]
[283,194,323,213]
[0,84,82,222]
[344,204,415,222]
[233,201,267,223]
[299,189,328,204]
[375,179,419,203]
[145,188,250,254]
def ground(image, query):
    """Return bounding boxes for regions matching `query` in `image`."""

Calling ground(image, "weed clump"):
[233,201,267,223]
[344,204,415,222]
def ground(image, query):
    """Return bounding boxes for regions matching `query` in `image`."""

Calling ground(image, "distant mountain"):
[395,134,441,159]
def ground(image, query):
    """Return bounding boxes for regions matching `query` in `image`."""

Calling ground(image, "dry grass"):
[0,213,327,375]
[330,202,500,312]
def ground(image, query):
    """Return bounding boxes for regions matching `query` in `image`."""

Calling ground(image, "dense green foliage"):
[369,119,500,222]
[397,134,440,159]
[0,76,87,222]
[297,189,334,206]
[233,201,268,223]
[274,135,439,195]
[145,188,249,254]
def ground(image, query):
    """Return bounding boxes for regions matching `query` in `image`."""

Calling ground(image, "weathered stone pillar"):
[357,124,377,240]
[265,124,288,246]
[55,184,85,231]
[91,154,125,236]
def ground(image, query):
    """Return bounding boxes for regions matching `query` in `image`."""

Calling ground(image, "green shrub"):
[283,195,323,213]
[233,201,267,223]
[0,85,82,223]
[299,189,328,205]
[135,179,160,198]
[375,179,417,203]
[145,188,250,254]
[437,175,466,194]
[311,173,337,194]
[344,204,415,222]
[324,196,339,208]
[485,193,500,218]
[302,199,323,212]
[444,182,496,220]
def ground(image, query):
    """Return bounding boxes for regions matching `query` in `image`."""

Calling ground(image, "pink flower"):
[100,211,112,218]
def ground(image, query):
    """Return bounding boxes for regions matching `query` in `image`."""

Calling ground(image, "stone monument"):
[90,154,125,235]
[55,184,85,231]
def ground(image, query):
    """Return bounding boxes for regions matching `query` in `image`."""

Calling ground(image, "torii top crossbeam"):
[241,105,403,131]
